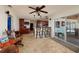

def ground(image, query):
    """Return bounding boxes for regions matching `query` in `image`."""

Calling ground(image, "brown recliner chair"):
[14,31,24,47]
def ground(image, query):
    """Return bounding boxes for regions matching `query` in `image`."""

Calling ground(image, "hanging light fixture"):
[50,18,51,20]
[34,15,35,18]
[5,11,10,15]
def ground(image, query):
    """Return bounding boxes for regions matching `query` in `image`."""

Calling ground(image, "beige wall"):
[0,6,19,35]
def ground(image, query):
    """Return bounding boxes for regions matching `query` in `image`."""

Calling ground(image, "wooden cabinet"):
[37,20,48,27]
[19,18,30,34]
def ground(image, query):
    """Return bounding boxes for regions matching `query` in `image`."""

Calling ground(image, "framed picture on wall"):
[55,21,60,28]
[61,21,65,26]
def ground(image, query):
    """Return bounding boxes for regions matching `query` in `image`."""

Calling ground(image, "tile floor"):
[19,34,74,53]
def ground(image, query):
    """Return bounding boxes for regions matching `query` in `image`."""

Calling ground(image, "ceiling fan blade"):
[29,11,36,14]
[39,5,45,9]
[29,6,36,10]
[40,10,48,13]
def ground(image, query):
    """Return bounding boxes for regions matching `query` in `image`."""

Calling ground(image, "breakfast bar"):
[35,27,51,38]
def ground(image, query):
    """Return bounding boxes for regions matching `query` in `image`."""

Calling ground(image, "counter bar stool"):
[36,27,41,38]
[47,27,51,37]
[42,27,46,38]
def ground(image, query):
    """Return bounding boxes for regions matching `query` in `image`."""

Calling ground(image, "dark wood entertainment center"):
[19,18,30,34]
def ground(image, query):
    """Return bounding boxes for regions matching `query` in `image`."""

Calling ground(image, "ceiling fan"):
[29,5,48,16]
[8,5,12,8]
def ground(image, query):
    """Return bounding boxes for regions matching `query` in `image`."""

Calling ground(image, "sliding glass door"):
[66,20,79,47]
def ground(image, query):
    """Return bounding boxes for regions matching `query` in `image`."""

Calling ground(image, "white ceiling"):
[10,5,79,20]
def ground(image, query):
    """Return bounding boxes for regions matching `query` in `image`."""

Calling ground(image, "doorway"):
[30,23,34,31]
